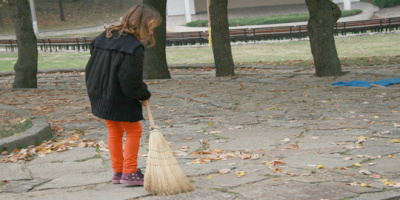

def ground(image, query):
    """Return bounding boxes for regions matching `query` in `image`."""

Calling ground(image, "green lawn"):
[187,9,362,27]
[1,33,400,72]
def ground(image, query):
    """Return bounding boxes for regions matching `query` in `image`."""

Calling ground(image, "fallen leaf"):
[370,173,381,178]
[316,165,325,169]
[273,168,282,173]
[357,136,370,140]
[235,171,245,178]
[359,170,372,175]
[390,183,400,188]
[339,167,348,170]
[185,137,193,140]
[250,153,264,160]
[384,181,396,186]
[286,172,296,176]
[347,182,359,186]
[269,160,286,166]
[282,143,299,149]
[1,151,8,155]
[353,163,362,167]
[240,154,252,160]
[2,180,8,184]
[392,139,400,143]
[344,157,353,160]
[207,175,213,179]
[218,169,231,175]
[387,155,396,159]
[360,183,370,187]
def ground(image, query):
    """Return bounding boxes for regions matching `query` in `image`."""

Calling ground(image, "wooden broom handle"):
[145,103,156,128]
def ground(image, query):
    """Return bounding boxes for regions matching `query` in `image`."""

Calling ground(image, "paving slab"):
[34,171,111,190]
[141,189,236,200]
[28,147,98,164]
[0,162,32,181]
[211,128,303,151]
[231,180,357,200]
[0,179,50,193]
[27,158,106,179]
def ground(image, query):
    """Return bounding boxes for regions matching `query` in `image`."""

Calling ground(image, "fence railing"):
[1,17,399,52]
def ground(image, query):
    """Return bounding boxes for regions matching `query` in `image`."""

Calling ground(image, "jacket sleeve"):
[117,46,151,101]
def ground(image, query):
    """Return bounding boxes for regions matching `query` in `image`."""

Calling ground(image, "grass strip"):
[187,9,362,27]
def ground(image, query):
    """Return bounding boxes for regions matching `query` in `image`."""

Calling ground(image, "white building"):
[167,0,360,21]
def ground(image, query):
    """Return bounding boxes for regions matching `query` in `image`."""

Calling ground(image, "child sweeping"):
[85,4,161,186]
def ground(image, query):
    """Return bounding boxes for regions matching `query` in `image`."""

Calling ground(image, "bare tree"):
[58,0,65,21]
[209,0,234,77]
[0,3,4,28]
[142,0,171,79]
[306,0,343,77]
[8,0,38,88]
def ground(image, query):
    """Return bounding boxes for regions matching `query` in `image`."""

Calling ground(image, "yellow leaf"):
[387,155,396,159]
[235,171,245,178]
[360,183,370,187]
[47,149,52,153]
[316,165,325,169]
[384,181,396,186]
[273,168,282,173]
[207,175,213,179]
[380,179,388,183]
[353,163,362,167]
[357,136,369,140]
[391,139,400,143]
[345,128,352,131]
[265,161,271,166]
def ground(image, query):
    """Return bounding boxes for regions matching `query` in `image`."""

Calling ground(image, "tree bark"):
[58,0,65,21]
[142,0,171,79]
[306,0,343,77]
[209,0,234,77]
[0,5,4,28]
[9,0,38,88]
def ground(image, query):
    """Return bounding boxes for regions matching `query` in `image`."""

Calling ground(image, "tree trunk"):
[0,6,4,28]
[58,0,65,21]
[142,0,171,79]
[306,0,343,77]
[9,0,38,88]
[209,0,234,77]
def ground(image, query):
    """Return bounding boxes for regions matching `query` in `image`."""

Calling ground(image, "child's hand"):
[141,100,149,106]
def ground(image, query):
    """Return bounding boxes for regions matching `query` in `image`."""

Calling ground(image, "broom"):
[144,103,194,196]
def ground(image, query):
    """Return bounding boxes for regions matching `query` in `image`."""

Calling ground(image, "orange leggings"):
[105,120,142,174]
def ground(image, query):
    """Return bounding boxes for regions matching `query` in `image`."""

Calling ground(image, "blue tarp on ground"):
[332,78,400,87]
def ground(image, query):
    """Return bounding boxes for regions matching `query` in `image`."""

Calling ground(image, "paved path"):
[1,64,400,199]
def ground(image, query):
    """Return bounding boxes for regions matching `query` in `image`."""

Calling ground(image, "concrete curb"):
[0,104,52,152]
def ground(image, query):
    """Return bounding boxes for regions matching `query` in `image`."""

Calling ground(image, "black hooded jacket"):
[85,31,151,122]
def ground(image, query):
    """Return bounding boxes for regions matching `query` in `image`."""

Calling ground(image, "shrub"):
[186,9,362,27]
[375,0,400,8]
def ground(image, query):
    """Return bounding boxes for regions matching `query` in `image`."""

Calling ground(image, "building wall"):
[167,0,196,16]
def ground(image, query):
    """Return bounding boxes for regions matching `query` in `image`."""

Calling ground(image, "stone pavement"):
[0,64,400,200]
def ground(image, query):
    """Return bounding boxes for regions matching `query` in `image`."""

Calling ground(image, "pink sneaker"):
[120,169,144,185]
[112,172,122,184]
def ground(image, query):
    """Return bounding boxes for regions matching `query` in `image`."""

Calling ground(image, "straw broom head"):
[144,104,194,196]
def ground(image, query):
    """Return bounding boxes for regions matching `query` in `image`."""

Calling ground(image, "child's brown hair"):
[106,4,161,47]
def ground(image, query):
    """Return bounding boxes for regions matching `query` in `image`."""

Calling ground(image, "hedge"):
[375,0,400,8]
[186,9,362,27]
